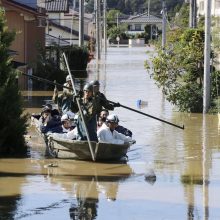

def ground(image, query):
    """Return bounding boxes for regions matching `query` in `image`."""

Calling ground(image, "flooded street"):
[1,47,220,220]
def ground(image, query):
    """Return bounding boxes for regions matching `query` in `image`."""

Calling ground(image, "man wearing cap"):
[97,114,135,145]
[73,83,99,142]
[89,80,120,115]
[52,75,77,114]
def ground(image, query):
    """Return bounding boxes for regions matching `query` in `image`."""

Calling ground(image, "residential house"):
[197,0,220,69]
[0,0,46,89]
[38,0,93,46]
[121,12,162,39]
[197,0,220,16]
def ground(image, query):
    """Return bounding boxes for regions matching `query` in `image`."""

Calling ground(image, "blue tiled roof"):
[13,0,37,9]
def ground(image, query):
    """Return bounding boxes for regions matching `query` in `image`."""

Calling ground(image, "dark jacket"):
[39,116,62,134]
[115,125,132,137]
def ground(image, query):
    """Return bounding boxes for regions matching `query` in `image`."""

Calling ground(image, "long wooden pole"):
[62,52,95,161]
[109,100,184,130]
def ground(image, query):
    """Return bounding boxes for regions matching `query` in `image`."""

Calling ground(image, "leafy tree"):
[107,9,121,28]
[0,9,27,156]
[173,2,189,28]
[106,9,128,41]
[146,28,206,112]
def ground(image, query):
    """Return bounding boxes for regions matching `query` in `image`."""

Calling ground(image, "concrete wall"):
[129,38,145,47]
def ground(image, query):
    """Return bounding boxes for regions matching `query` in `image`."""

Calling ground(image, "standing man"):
[89,80,120,115]
[73,83,99,142]
[52,75,77,114]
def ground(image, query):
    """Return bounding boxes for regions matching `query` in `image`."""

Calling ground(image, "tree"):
[145,28,206,112]
[0,9,27,156]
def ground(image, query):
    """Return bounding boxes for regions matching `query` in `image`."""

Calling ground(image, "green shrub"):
[0,9,27,156]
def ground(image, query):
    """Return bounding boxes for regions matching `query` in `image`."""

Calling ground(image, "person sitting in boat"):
[89,80,120,115]
[97,114,135,145]
[31,104,60,120]
[61,114,73,132]
[39,106,62,134]
[97,109,109,129]
[52,75,77,114]
[97,110,132,137]
[73,83,99,142]
[113,115,133,137]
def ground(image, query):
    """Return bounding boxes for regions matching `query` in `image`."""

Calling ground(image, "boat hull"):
[48,136,130,161]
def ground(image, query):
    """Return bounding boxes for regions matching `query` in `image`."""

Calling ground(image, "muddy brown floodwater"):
[0,47,220,220]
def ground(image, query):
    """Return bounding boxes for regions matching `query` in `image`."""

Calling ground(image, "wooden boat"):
[47,134,130,161]
[31,116,131,161]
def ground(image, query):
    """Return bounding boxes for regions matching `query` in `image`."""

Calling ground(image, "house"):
[197,0,220,69]
[197,0,220,16]
[37,0,94,46]
[0,0,46,89]
[121,12,162,38]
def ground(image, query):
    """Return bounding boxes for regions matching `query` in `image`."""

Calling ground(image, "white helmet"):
[106,114,119,124]
[61,114,70,122]
[66,111,75,120]
[66,75,71,82]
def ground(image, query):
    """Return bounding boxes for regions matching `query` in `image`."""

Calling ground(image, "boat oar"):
[108,100,184,130]
[62,52,96,161]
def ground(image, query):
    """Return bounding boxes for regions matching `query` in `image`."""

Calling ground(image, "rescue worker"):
[89,80,120,115]
[52,75,77,114]
[73,83,99,142]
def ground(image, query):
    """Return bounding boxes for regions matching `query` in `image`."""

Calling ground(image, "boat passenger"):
[42,104,60,117]
[97,110,132,137]
[97,114,135,145]
[39,106,62,134]
[97,109,109,129]
[61,114,73,132]
[89,80,120,115]
[73,83,99,142]
[50,113,78,140]
[113,115,133,137]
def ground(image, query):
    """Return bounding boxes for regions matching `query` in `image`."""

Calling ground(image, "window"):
[199,1,204,11]
[216,0,220,8]
[135,24,141,31]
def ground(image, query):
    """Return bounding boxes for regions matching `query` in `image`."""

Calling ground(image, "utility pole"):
[95,0,101,60]
[193,0,197,28]
[203,0,212,113]
[79,0,84,46]
[103,0,107,53]
[162,0,166,49]
[189,0,197,28]
[148,0,150,17]
[72,0,76,10]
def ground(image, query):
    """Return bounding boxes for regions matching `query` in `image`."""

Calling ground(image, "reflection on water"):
[1,47,220,219]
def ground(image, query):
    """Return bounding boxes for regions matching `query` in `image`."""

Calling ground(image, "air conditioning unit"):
[37,6,46,14]
[37,17,47,27]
